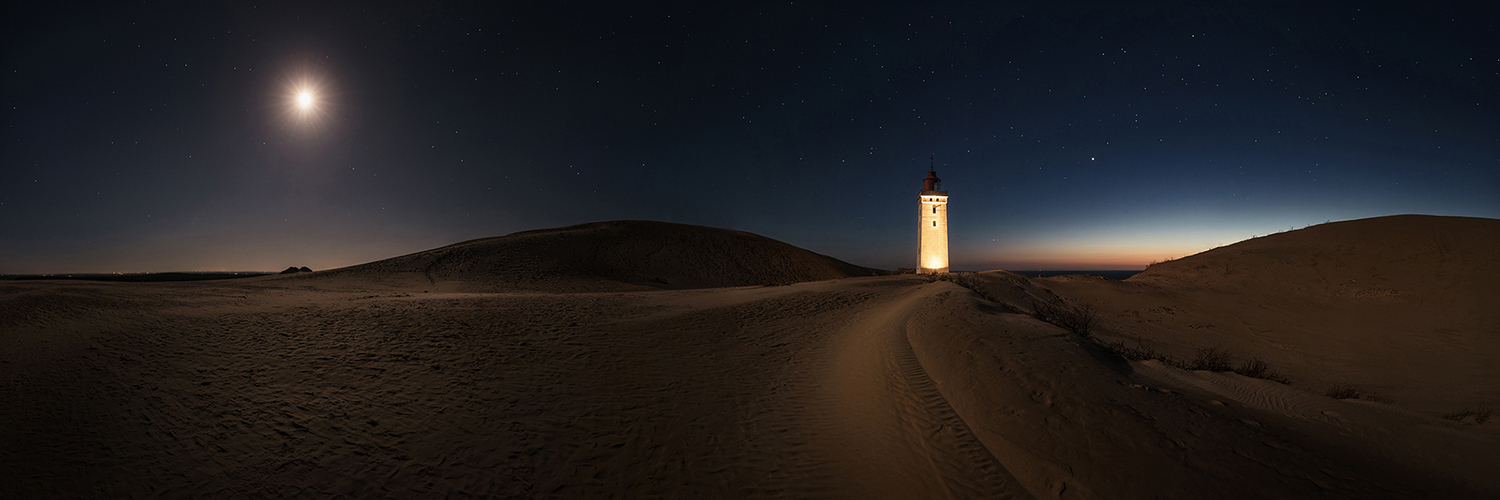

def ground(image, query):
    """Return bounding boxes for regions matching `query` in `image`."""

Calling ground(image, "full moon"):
[280,73,330,130]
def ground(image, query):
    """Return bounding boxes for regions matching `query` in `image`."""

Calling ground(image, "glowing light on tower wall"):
[919,170,949,274]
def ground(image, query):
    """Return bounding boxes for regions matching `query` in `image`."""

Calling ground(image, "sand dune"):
[292,220,878,293]
[1134,214,1499,295]
[3,216,1497,498]
[1033,215,1500,410]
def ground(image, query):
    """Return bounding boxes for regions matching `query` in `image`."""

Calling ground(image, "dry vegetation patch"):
[1092,340,1292,385]
[1440,407,1493,425]
[1325,383,1393,404]
[1186,346,1234,372]
[1027,297,1096,337]
[925,272,1014,312]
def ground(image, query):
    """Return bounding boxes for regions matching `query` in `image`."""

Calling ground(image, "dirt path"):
[816,285,1030,498]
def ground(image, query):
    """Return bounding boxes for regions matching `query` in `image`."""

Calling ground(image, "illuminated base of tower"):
[918,266,949,274]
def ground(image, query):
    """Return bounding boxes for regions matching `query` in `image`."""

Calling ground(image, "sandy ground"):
[3,216,1497,498]
[2,274,1494,498]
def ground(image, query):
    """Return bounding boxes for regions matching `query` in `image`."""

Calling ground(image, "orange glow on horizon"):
[962,240,1216,270]
[954,220,1294,271]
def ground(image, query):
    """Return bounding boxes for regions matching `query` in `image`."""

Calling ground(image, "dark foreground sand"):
[3,217,1497,498]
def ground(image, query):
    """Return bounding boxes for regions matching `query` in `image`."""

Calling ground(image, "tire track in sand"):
[817,285,1032,499]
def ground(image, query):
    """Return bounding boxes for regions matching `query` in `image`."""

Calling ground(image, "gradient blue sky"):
[4,1,1497,273]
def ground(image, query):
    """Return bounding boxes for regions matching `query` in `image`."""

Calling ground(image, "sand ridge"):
[289,220,880,293]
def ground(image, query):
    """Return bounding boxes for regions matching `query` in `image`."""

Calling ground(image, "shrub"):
[1146,256,1178,267]
[1233,357,1291,384]
[1440,407,1493,425]
[1235,357,1270,378]
[1326,384,1361,399]
[1188,346,1234,372]
[1100,340,1166,362]
[946,272,982,292]
[929,272,991,299]
[1095,340,1291,385]
[1031,298,1096,337]
[1326,384,1392,404]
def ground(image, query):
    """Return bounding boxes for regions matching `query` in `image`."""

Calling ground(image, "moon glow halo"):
[279,71,332,132]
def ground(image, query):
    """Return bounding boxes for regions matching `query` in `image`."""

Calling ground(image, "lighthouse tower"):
[919,166,949,274]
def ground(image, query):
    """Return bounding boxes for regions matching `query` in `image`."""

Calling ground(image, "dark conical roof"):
[922,170,941,192]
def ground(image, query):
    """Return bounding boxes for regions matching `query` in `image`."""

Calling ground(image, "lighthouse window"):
[932,221,936,227]
[932,206,937,214]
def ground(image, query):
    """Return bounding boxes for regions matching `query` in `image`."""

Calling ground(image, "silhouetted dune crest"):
[313,220,880,292]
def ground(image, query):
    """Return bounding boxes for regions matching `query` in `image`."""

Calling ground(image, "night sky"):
[5,1,1498,274]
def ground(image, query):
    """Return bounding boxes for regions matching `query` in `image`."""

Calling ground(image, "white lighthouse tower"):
[919,165,949,274]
